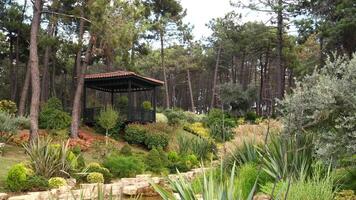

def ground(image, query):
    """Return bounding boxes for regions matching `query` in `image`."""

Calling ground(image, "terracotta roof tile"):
[84,70,164,85]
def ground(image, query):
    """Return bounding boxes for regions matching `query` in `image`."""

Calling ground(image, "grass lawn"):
[0,144,28,192]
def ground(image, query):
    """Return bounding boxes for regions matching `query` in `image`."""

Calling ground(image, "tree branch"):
[41,10,91,23]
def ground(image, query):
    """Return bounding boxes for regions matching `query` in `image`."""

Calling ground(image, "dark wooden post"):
[111,90,114,107]
[153,86,156,122]
[82,83,86,120]
[128,79,132,121]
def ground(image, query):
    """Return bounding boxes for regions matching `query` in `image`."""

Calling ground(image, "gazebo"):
[83,70,164,124]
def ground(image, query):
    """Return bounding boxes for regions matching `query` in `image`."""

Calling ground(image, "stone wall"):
[2,167,209,200]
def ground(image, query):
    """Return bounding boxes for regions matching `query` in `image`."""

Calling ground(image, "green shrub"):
[48,177,67,188]
[87,172,104,183]
[144,132,169,149]
[237,163,271,199]
[103,154,145,178]
[145,147,168,174]
[167,151,198,173]
[183,111,204,123]
[333,167,356,191]
[86,162,112,183]
[39,98,71,130]
[144,122,174,135]
[177,132,215,160]
[97,106,119,138]
[25,175,49,191]
[142,101,153,111]
[120,144,132,156]
[205,109,235,142]
[163,109,185,125]
[183,122,210,138]
[0,99,17,114]
[124,124,147,144]
[245,111,258,122]
[0,111,29,142]
[6,163,31,192]
[156,113,168,123]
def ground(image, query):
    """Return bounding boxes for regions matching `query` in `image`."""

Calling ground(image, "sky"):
[180,0,272,40]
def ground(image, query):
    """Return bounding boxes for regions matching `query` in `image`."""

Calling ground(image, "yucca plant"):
[23,138,75,178]
[224,140,262,169]
[152,163,257,200]
[260,133,314,181]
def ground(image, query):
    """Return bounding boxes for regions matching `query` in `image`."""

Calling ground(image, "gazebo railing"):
[83,107,155,124]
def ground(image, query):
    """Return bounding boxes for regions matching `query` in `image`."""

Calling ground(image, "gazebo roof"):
[84,70,163,93]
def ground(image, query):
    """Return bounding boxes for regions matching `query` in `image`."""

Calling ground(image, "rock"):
[122,185,138,196]
[8,195,34,200]
[0,193,8,200]
[253,194,271,200]
[66,178,76,188]
[151,177,161,184]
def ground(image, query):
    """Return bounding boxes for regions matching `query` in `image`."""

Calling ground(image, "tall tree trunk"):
[18,63,31,116]
[210,44,222,109]
[160,31,170,108]
[70,37,93,138]
[186,69,195,112]
[29,0,42,141]
[40,19,56,103]
[276,0,284,99]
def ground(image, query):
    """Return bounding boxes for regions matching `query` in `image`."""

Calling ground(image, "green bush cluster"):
[86,162,112,183]
[167,151,199,173]
[39,97,71,130]
[103,154,145,178]
[120,144,132,156]
[163,109,186,125]
[204,109,235,142]
[177,132,215,160]
[0,111,30,142]
[25,175,49,191]
[124,124,169,149]
[6,163,32,192]
[0,99,17,114]
[145,147,168,174]
[48,177,67,188]
[156,113,168,123]
[87,172,104,183]
[244,111,258,122]
[144,132,169,149]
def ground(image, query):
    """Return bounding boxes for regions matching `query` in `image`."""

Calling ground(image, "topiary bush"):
[86,162,112,183]
[142,101,153,111]
[103,154,145,178]
[156,113,168,123]
[87,172,104,183]
[6,163,32,192]
[39,97,71,130]
[124,124,147,145]
[145,147,168,174]
[144,132,169,149]
[48,177,67,188]
[0,99,17,114]
[120,144,132,156]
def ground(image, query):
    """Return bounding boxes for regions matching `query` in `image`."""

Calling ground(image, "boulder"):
[122,185,138,196]
[0,193,8,200]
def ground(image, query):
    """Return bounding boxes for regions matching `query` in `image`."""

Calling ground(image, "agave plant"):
[152,163,257,200]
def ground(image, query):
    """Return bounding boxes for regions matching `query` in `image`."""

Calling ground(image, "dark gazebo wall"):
[85,88,154,110]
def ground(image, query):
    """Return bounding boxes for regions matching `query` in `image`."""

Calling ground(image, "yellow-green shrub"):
[6,163,32,192]
[87,172,104,183]
[0,100,17,114]
[156,113,168,123]
[184,122,210,138]
[48,177,67,188]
